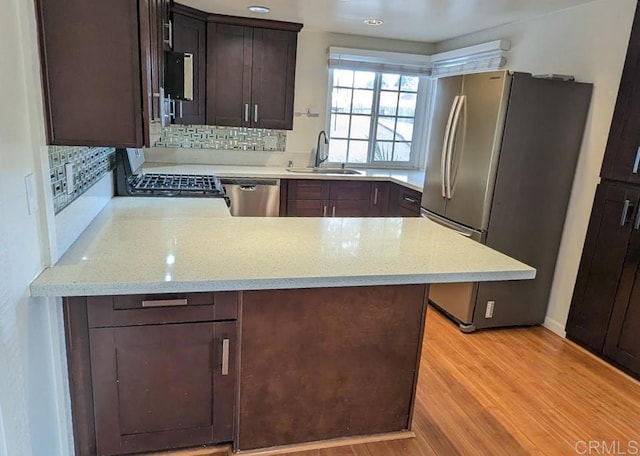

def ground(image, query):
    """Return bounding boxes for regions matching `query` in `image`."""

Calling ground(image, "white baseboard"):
[543,316,567,338]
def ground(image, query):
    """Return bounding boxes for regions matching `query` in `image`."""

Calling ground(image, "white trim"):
[0,404,7,456]
[543,316,567,338]
[329,47,431,75]
[430,40,511,63]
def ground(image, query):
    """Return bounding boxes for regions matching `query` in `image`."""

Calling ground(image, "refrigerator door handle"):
[445,95,466,200]
[441,96,460,198]
[420,209,479,239]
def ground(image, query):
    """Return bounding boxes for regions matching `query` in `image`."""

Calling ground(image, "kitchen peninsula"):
[31,198,535,456]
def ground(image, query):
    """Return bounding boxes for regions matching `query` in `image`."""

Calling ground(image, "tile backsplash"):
[155,125,287,151]
[49,146,115,214]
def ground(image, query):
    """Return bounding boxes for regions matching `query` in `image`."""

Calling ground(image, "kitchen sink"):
[287,167,362,175]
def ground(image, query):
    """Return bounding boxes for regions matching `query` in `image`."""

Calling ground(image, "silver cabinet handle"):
[373,188,379,205]
[142,298,187,308]
[634,203,640,230]
[179,101,183,119]
[633,147,640,174]
[254,104,259,123]
[244,104,249,123]
[221,338,230,376]
[323,205,327,217]
[621,199,631,226]
[404,196,419,204]
[332,206,336,217]
[164,20,173,48]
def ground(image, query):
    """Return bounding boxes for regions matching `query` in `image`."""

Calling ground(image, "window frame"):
[324,68,431,170]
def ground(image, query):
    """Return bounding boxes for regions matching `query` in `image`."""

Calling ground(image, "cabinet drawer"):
[329,180,371,200]
[87,292,238,327]
[287,180,330,200]
[396,186,422,216]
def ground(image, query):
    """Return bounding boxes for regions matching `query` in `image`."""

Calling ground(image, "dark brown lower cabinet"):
[567,181,640,378]
[64,294,237,456]
[239,285,428,450]
[603,225,640,374]
[388,184,422,217]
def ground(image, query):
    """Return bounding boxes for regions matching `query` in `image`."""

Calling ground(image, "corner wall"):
[435,0,637,336]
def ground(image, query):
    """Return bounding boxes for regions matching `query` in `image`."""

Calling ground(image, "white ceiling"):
[179,0,597,43]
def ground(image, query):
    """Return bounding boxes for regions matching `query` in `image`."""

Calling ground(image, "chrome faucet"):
[314,130,329,168]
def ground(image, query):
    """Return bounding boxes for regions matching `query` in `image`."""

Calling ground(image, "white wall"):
[436,0,637,336]
[146,32,434,166]
[0,0,74,454]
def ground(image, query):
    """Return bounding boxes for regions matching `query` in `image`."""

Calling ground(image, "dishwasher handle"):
[240,185,257,192]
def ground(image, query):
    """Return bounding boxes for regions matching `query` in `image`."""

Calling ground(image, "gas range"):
[115,149,227,200]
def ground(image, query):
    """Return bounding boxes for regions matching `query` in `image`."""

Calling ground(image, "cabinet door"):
[331,198,371,217]
[250,28,297,130]
[567,182,640,352]
[206,23,252,127]
[89,321,236,455]
[287,199,330,217]
[600,5,640,183]
[36,0,145,147]
[370,182,390,216]
[603,227,640,377]
[173,12,206,125]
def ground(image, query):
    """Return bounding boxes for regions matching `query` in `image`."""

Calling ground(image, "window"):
[328,69,423,167]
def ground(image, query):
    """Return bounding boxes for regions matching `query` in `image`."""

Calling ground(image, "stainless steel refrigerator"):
[421,70,592,332]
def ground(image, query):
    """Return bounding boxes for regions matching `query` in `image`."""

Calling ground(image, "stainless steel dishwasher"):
[220,178,280,216]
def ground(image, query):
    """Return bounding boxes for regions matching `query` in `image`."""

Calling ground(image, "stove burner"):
[128,173,225,197]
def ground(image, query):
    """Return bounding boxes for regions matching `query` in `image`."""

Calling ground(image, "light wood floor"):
[278,306,640,456]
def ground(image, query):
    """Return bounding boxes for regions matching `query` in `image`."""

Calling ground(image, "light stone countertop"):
[143,163,426,192]
[30,197,535,297]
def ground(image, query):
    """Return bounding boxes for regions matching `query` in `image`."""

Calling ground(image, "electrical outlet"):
[485,301,495,318]
[65,163,75,195]
[264,136,278,150]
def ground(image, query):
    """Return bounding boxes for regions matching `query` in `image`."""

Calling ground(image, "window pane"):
[373,142,394,162]
[353,71,375,89]
[352,90,373,114]
[395,117,414,142]
[332,88,352,113]
[330,114,350,138]
[329,139,348,163]
[381,74,400,90]
[398,93,417,117]
[334,69,354,87]
[376,117,397,140]
[379,91,398,116]
[350,116,371,140]
[400,75,419,92]
[348,141,369,163]
[393,142,412,161]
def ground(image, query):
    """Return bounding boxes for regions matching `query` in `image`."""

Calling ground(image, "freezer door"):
[421,209,484,325]
[444,71,511,231]
[421,75,463,217]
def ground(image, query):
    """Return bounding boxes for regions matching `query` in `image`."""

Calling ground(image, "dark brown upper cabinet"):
[600,3,640,183]
[206,16,302,130]
[35,0,172,147]
[171,4,207,125]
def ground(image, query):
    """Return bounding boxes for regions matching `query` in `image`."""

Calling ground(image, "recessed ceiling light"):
[363,19,384,26]
[248,5,270,13]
